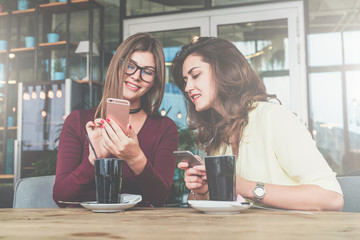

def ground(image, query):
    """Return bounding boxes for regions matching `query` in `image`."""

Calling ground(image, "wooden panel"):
[0,208,359,239]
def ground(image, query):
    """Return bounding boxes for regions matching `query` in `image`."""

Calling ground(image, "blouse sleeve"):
[270,105,342,195]
[133,118,179,207]
[53,110,96,207]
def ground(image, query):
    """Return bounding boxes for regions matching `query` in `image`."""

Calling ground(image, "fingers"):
[193,164,206,171]
[126,123,138,143]
[106,117,127,137]
[177,161,189,169]
[85,121,97,132]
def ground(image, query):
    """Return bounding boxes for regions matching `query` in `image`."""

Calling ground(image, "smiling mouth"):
[191,94,200,101]
[126,81,140,89]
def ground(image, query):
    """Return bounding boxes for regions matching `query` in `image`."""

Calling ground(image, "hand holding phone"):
[106,98,130,131]
[173,150,204,168]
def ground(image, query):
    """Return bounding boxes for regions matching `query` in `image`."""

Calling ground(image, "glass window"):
[263,76,289,108]
[218,19,290,107]
[346,71,360,150]
[344,31,360,65]
[212,0,271,7]
[308,33,342,67]
[310,72,344,174]
[126,0,205,16]
[150,28,200,127]
[344,71,360,175]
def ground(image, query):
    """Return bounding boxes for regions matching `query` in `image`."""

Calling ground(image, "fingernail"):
[100,125,103,129]
[106,117,110,122]
[129,124,132,129]
[92,121,95,125]
[101,120,105,124]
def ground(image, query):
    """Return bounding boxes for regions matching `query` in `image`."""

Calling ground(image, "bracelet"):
[191,190,209,200]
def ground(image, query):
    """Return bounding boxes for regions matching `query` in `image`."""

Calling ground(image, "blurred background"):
[0,0,359,207]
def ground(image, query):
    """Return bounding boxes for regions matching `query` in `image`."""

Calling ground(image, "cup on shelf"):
[205,155,236,201]
[0,40,7,50]
[7,116,13,127]
[25,36,34,48]
[53,72,65,80]
[17,0,29,11]
[47,33,59,43]
[95,158,123,203]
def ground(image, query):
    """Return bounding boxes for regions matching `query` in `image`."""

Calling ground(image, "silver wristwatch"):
[253,182,266,204]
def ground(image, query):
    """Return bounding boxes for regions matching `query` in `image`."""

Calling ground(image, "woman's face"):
[183,54,216,112]
[122,51,155,107]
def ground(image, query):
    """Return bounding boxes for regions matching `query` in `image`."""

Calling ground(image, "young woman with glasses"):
[53,33,178,207]
[172,37,343,211]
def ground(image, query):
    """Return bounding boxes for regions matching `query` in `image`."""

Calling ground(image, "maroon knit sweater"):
[53,108,178,207]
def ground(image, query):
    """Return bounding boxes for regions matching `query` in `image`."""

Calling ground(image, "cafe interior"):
[0,0,360,236]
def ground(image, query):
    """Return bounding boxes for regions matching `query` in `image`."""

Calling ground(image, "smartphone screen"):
[173,150,204,167]
[106,98,130,131]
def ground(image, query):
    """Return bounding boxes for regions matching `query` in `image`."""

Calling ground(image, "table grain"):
[0,207,359,240]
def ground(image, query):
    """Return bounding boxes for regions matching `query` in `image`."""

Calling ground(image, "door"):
[124,1,307,124]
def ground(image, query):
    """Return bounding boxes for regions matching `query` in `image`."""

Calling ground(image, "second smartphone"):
[173,150,204,167]
[106,98,130,131]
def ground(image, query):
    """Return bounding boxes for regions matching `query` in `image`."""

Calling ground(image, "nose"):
[184,79,194,93]
[131,68,142,81]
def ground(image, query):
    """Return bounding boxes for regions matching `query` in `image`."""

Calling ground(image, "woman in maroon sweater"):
[53,33,178,207]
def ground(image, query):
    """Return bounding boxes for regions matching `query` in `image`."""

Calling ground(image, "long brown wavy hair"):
[172,37,278,156]
[95,32,165,118]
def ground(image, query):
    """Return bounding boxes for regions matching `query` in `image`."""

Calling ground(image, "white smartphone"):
[173,150,204,167]
[106,98,130,131]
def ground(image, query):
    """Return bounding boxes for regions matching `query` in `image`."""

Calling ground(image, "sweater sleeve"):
[53,110,96,207]
[134,118,179,207]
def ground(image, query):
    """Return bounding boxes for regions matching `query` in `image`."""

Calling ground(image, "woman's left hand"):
[100,117,147,174]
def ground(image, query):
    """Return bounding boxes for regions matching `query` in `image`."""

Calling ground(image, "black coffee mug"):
[205,155,236,201]
[94,158,122,203]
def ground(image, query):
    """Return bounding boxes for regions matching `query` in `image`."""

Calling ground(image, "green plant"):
[53,58,64,72]
[51,21,65,40]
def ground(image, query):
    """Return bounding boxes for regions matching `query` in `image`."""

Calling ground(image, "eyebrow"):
[183,67,200,78]
[129,59,155,70]
[187,67,199,75]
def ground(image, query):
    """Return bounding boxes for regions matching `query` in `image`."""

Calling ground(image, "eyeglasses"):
[124,61,156,83]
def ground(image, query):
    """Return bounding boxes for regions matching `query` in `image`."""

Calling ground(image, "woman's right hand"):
[178,156,208,195]
[85,120,111,165]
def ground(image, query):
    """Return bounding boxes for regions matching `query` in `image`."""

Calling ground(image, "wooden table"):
[0,207,359,239]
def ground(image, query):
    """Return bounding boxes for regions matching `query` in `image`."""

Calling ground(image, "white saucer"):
[188,200,252,214]
[81,194,142,213]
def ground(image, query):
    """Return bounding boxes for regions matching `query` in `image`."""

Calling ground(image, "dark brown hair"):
[95,32,165,118]
[172,37,278,156]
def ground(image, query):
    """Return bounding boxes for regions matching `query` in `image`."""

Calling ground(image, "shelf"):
[12,8,36,16]
[0,174,13,179]
[10,47,35,53]
[9,41,77,53]
[39,41,77,50]
[0,50,7,54]
[39,0,103,13]
[23,167,35,170]
[76,79,103,86]
[0,127,17,131]
[0,12,8,17]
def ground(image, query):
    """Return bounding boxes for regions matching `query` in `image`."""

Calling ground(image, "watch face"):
[254,187,265,197]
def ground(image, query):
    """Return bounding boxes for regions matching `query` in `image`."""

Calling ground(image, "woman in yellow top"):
[172,37,343,211]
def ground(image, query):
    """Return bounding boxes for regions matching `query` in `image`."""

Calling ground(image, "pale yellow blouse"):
[220,101,342,194]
